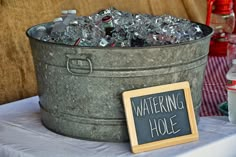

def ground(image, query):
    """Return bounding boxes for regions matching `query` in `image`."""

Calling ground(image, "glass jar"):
[207,0,235,56]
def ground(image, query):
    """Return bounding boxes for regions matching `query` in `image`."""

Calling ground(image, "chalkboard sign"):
[122,81,199,154]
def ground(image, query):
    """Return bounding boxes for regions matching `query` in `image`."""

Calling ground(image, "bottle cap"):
[53,17,63,23]
[232,59,236,65]
[36,26,46,31]
[102,16,112,23]
[61,10,68,15]
[213,0,234,14]
[68,10,77,14]
[69,20,78,25]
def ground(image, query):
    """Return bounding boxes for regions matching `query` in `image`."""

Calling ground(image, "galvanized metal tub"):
[26,22,213,142]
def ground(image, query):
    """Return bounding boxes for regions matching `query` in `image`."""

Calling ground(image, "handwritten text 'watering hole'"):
[132,93,185,138]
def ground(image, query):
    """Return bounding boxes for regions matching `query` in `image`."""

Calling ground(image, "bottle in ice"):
[63,10,77,25]
[33,26,48,41]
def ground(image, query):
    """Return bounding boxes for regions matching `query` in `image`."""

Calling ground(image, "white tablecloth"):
[0,96,236,157]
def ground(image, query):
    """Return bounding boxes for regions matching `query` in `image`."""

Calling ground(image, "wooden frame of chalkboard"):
[122,81,199,154]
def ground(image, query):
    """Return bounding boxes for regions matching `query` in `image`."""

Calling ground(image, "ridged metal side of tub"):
[27,23,213,142]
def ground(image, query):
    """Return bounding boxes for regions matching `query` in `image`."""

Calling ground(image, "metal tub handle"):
[66,54,93,76]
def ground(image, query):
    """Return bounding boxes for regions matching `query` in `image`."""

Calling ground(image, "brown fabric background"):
[0,0,207,104]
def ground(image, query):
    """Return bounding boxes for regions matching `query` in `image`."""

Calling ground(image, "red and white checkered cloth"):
[200,56,229,116]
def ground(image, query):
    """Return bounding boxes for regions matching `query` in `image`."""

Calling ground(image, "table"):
[0,96,236,157]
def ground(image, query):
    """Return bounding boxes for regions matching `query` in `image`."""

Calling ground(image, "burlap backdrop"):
[0,0,207,104]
